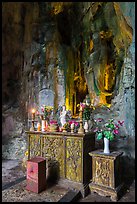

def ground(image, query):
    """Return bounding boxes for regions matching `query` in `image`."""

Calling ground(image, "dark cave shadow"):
[117,155,135,200]
[45,159,60,189]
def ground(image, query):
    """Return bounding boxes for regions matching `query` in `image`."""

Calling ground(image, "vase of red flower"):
[94,118,124,154]
[69,120,79,133]
[49,120,58,132]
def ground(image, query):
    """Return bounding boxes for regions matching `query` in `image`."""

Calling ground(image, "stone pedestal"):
[89,150,123,201]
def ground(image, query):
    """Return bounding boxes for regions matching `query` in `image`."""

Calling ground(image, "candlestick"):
[30,120,35,131]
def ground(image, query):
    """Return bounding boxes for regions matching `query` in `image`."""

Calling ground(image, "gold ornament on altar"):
[78,104,84,134]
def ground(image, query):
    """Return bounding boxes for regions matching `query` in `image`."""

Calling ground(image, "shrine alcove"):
[2,2,135,184]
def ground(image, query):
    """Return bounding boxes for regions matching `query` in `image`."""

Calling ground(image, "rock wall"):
[80,2,135,182]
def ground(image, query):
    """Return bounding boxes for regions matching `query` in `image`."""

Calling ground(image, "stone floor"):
[2,160,135,202]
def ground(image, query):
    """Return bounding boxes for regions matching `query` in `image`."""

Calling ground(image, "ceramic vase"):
[103,137,110,154]
[71,123,75,133]
[42,120,46,131]
[84,121,89,133]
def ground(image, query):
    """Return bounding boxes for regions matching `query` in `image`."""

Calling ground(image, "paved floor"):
[79,182,135,202]
[2,160,135,202]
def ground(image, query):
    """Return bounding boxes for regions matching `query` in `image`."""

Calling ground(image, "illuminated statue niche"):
[65,49,88,116]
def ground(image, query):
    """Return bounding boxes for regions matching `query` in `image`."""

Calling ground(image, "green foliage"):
[97,132,103,140]
[103,130,114,141]
[82,106,91,121]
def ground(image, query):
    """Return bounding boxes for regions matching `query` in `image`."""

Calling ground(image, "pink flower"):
[50,120,57,124]
[69,121,73,125]
[69,121,79,127]
[96,118,103,122]
[118,120,124,126]
[80,102,86,110]
[93,127,98,132]
[41,107,44,112]
[113,129,119,135]
[74,122,79,127]
[36,111,39,115]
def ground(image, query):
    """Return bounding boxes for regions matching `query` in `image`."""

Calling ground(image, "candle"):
[32,109,36,120]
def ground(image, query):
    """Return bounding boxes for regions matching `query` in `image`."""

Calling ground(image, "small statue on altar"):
[60,105,67,127]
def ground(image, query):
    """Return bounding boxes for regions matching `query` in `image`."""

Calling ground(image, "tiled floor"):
[2,160,135,202]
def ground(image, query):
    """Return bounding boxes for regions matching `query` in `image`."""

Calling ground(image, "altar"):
[25,131,95,197]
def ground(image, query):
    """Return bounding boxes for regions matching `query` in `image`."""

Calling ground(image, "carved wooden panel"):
[93,157,113,188]
[66,137,82,182]
[27,131,95,186]
[41,135,65,177]
[29,134,41,158]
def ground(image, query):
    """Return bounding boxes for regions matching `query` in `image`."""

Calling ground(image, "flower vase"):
[84,121,89,133]
[70,123,75,133]
[88,119,93,130]
[42,120,46,131]
[103,137,110,154]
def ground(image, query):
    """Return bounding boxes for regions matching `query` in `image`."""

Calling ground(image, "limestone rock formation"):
[2,2,135,162]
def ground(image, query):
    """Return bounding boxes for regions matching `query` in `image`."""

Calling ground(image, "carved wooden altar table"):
[25,131,95,197]
[89,150,123,201]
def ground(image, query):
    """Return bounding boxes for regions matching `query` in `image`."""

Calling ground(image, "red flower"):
[118,120,124,126]
[69,121,73,125]
[115,124,120,129]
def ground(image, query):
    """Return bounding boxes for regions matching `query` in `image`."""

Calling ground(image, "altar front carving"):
[94,158,113,187]
[26,131,95,197]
